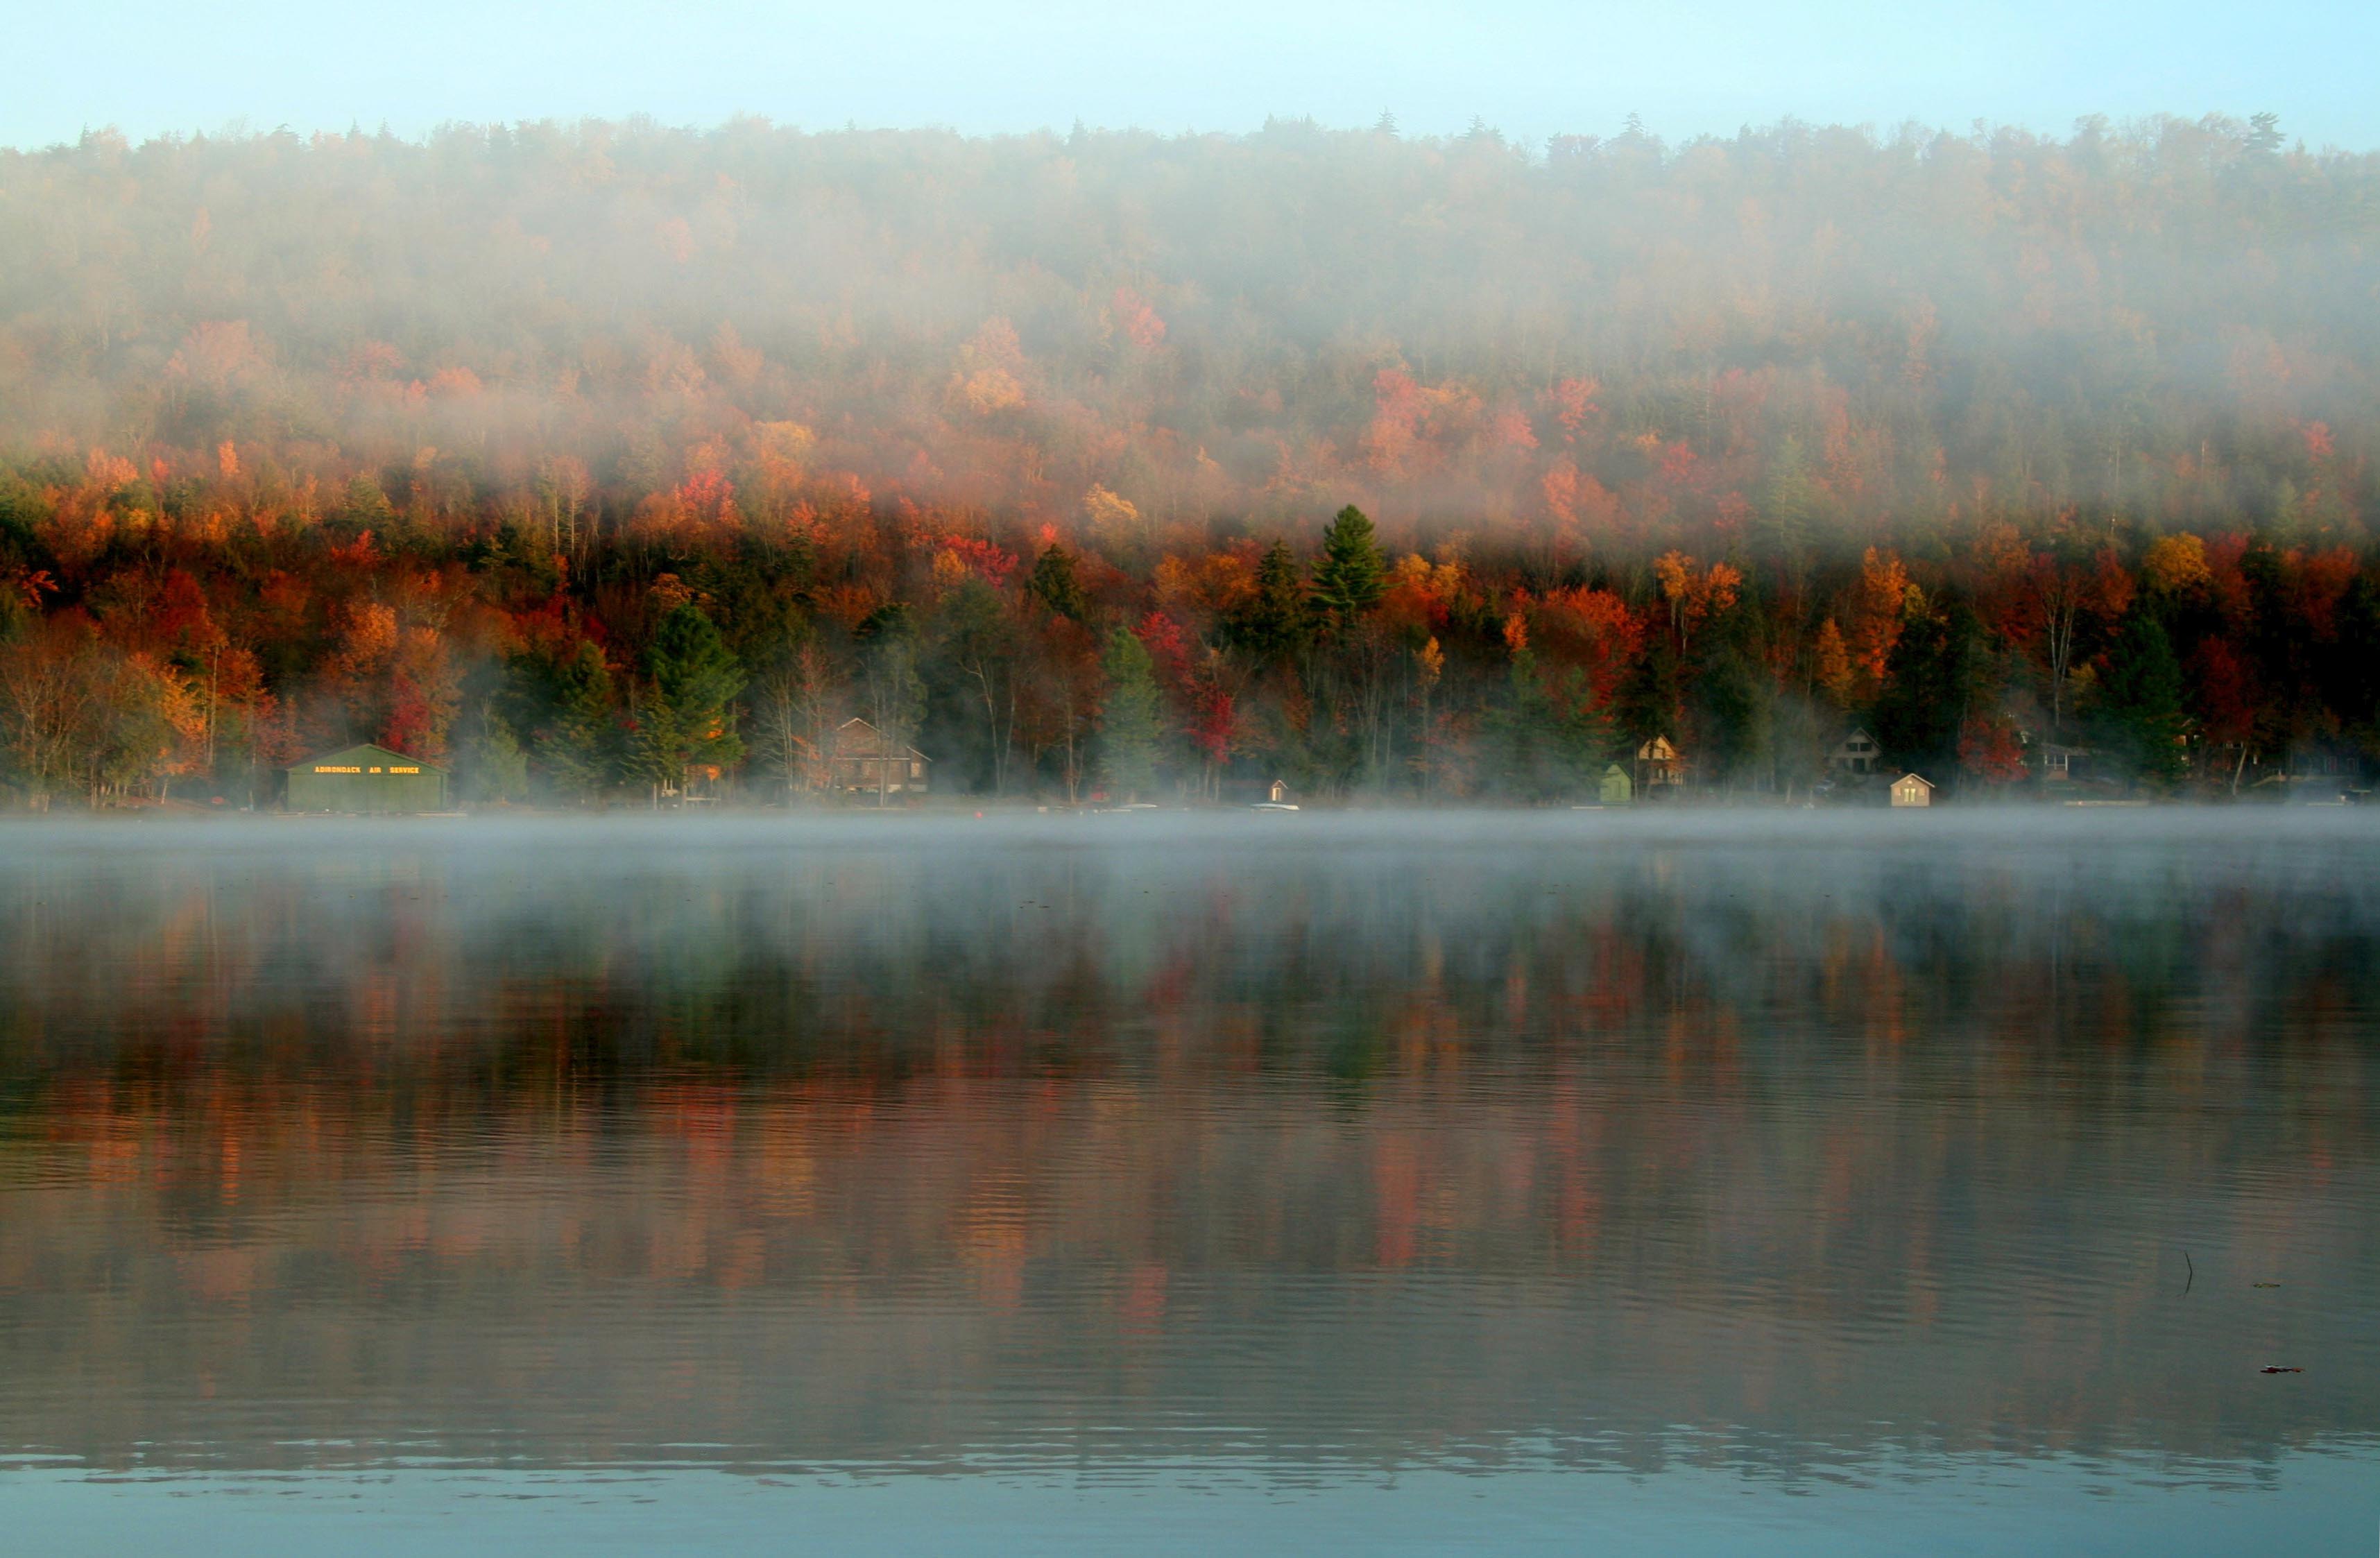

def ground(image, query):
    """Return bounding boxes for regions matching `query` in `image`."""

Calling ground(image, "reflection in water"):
[1,814,2376,1545]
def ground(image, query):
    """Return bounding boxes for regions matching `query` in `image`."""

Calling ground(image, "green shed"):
[285,743,450,813]
[1600,763,1634,806]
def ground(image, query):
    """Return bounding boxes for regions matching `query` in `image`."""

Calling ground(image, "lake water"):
[1,812,2376,1554]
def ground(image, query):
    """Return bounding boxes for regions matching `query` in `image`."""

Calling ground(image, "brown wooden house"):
[1828,728,1881,776]
[825,719,931,800]
[1636,735,1688,791]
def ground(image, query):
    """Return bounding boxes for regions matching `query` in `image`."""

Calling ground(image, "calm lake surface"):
[2,812,2376,1554]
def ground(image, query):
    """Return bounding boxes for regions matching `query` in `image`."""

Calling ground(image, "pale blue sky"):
[10,0,2375,150]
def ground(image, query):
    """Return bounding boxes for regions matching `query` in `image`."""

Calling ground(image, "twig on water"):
[2182,1249,2194,1296]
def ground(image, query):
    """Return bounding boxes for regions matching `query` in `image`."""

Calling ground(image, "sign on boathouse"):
[285,743,450,813]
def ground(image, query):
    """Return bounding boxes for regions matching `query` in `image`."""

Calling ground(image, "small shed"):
[2038,742,2091,782]
[1269,779,1292,803]
[1599,764,1633,805]
[1890,772,1934,808]
[1636,736,1687,789]
[825,718,931,798]
[286,743,449,813]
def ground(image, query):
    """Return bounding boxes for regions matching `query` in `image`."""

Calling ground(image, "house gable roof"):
[830,718,930,762]
[286,742,447,775]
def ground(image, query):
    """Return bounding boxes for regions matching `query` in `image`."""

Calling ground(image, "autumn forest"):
[1,112,2376,806]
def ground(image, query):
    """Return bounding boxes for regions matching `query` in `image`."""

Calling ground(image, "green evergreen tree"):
[543,641,619,803]
[459,712,529,803]
[1617,630,1684,759]
[1693,637,1774,791]
[1224,539,1310,662]
[1097,626,1163,801]
[1310,506,1385,632]
[629,605,745,799]
[1873,599,1984,783]
[1489,649,1598,801]
[1305,507,1392,790]
[1027,544,1092,622]
[2332,575,2380,764]
[2097,609,2187,788]
[333,474,397,531]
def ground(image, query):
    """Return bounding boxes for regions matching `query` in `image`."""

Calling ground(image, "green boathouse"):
[285,743,450,813]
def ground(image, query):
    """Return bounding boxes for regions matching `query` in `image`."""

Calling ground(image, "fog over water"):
[2,812,2377,1552]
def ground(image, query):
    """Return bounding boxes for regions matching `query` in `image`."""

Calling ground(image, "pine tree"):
[459,712,529,803]
[1223,539,1309,662]
[1873,601,1983,782]
[2098,609,2187,788]
[1027,545,1091,622]
[333,474,397,531]
[630,605,744,800]
[544,641,618,803]
[2327,575,2380,760]
[1097,627,1162,801]
[1310,506,1385,632]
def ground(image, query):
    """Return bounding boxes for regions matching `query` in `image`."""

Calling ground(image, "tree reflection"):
[0,818,2374,1480]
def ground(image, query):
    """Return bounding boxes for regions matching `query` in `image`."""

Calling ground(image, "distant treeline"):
[0,114,2374,804]
[0,483,2371,807]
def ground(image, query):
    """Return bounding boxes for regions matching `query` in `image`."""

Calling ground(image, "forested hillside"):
[0,114,2374,804]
